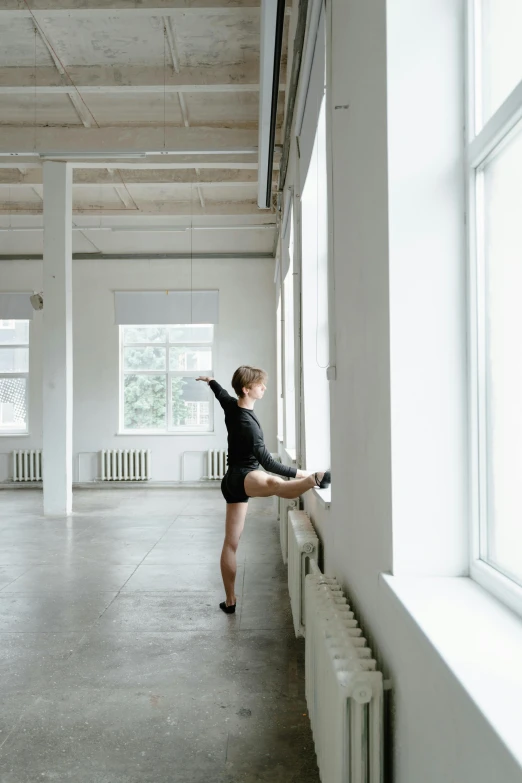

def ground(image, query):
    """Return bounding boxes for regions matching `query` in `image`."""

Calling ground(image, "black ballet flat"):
[315,470,331,489]
[220,601,236,615]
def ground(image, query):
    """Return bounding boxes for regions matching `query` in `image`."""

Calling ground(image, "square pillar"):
[42,161,73,516]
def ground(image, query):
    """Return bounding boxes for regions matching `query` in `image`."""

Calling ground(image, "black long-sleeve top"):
[209,380,297,478]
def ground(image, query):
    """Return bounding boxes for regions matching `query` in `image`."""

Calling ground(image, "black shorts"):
[221,468,252,504]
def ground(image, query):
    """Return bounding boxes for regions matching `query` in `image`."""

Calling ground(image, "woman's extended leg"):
[244,470,325,500]
[220,501,249,607]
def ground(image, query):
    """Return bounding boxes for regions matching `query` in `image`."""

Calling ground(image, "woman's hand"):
[196,376,213,384]
[295,469,311,479]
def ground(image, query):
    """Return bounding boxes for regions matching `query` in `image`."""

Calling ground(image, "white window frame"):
[119,325,214,435]
[0,319,29,436]
[467,0,522,618]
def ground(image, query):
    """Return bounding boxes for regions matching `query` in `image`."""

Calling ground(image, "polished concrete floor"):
[0,487,320,783]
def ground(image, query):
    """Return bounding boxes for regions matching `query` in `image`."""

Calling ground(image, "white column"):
[42,161,73,516]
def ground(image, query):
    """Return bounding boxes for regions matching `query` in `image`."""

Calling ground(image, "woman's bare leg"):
[220,501,249,606]
[244,470,324,500]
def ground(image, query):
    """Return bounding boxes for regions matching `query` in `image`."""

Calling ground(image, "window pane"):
[123,326,166,344]
[0,347,28,373]
[124,374,166,429]
[168,325,213,343]
[123,346,166,371]
[301,97,330,469]
[0,320,29,346]
[482,124,522,585]
[171,377,210,428]
[0,377,27,431]
[169,346,212,371]
[481,0,522,124]
[284,211,296,450]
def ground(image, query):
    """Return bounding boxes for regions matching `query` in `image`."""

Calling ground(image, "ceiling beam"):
[0,213,275,227]
[0,169,264,185]
[0,65,283,94]
[0,202,270,216]
[27,20,94,128]
[0,127,259,155]
[0,1,262,17]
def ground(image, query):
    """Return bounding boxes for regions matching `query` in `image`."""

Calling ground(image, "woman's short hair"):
[231,366,268,397]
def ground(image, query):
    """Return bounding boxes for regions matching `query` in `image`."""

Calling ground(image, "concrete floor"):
[0,487,320,783]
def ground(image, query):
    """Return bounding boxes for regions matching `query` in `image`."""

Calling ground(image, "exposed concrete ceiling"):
[0,0,292,257]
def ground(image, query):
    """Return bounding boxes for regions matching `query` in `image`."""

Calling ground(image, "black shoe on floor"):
[220,601,236,615]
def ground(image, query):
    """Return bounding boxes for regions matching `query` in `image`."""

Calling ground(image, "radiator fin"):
[288,509,319,637]
[100,450,151,481]
[279,498,297,564]
[206,450,227,480]
[305,571,384,783]
[12,450,42,482]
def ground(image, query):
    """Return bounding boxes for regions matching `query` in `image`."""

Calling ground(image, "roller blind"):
[296,3,325,186]
[0,292,34,320]
[114,290,219,325]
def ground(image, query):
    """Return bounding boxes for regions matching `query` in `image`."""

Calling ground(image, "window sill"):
[116,431,216,437]
[312,486,331,509]
[381,574,522,769]
[0,432,30,437]
[284,447,297,463]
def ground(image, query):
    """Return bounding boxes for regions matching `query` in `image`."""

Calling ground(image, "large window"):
[469,0,522,612]
[283,206,296,451]
[276,298,284,442]
[120,324,214,433]
[301,97,330,469]
[0,320,29,435]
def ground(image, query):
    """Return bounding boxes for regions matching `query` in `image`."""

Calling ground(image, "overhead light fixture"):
[0,224,274,233]
[257,0,286,209]
[40,153,148,160]
[145,149,258,156]
[108,226,188,233]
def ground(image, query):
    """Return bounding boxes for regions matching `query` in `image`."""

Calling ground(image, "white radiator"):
[288,509,319,637]
[305,569,384,783]
[206,449,227,480]
[279,498,297,564]
[100,449,151,481]
[12,450,42,482]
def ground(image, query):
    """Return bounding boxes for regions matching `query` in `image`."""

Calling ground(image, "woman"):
[196,366,330,615]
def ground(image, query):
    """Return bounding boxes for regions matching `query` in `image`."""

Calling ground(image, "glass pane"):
[168,325,213,343]
[0,347,28,373]
[482,124,522,585]
[169,346,212,371]
[481,0,522,124]
[284,207,296,450]
[0,320,29,346]
[123,346,166,371]
[0,377,27,431]
[171,377,211,428]
[124,374,166,429]
[122,326,166,344]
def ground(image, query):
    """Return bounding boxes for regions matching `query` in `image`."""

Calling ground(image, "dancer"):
[196,366,330,615]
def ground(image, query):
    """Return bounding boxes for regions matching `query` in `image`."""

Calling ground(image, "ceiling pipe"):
[257,0,286,209]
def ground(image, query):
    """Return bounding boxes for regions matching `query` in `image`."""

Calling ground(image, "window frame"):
[0,319,30,437]
[119,325,215,435]
[467,0,522,617]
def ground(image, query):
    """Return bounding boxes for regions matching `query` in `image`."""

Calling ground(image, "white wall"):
[0,256,277,483]
[291,0,522,779]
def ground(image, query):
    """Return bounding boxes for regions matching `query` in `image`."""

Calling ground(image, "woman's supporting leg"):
[244,470,323,500]
[220,501,249,606]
